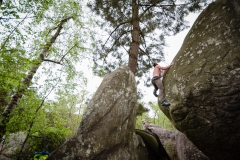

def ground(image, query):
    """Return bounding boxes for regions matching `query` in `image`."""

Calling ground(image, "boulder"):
[0,132,28,159]
[142,120,209,160]
[47,65,139,159]
[162,0,240,159]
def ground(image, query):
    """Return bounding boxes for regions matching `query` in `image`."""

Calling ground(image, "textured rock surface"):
[161,0,240,159]
[0,132,28,160]
[143,120,209,160]
[47,65,139,160]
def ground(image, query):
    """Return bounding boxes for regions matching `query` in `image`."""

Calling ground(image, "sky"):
[82,12,200,103]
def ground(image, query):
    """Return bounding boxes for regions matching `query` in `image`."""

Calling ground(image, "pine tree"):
[88,0,211,81]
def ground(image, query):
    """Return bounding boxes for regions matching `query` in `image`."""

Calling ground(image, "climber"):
[151,62,173,106]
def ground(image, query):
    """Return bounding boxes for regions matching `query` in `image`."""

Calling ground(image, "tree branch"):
[103,19,132,48]
[0,16,36,20]
[139,1,164,19]
[0,13,30,51]
[43,43,77,64]
[140,4,189,7]
[59,44,77,63]
[139,47,152,62]
[40,16,73,60]
[43,59,61,64]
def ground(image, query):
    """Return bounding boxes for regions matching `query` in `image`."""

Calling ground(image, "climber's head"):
[153,62,158,67]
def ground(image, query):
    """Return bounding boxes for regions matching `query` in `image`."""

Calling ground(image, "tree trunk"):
[128,0,140,75]
[0,17,72,142]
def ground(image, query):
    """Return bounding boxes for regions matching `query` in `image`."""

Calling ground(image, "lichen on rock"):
[47,65,139,160]
[162,0,240,159]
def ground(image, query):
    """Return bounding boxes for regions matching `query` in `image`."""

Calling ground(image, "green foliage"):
[6,86,89,155]
[0,90,8,113]
[148,102,175,130]
[29,127,70,153]
[135,101,175,130]
[50,88,89,138]
[0,0,94,157]
[135,111,148,129]
[136,102,149,116]
[6,90,69,152]
[135,101,149,129]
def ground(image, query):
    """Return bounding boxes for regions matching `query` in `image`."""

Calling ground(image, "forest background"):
[0,0,211,159]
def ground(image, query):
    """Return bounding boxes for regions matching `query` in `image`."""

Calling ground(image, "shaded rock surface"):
[142,120,209,160]
[47,65,140,160]
[0,132,28,160]
[162,0,240,159]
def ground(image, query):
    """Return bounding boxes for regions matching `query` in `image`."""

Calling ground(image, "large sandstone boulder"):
[47,65,140,160]
[162,0,240,159]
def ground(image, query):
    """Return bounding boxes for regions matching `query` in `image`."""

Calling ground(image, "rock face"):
[162,0,240,159]
[142,120,209,160]
[0,132,28,160]
[47,65,139,160]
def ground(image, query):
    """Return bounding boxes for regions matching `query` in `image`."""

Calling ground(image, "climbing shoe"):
[153,91,158,97]
[161,100,170,106]
[153,89,158,97]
